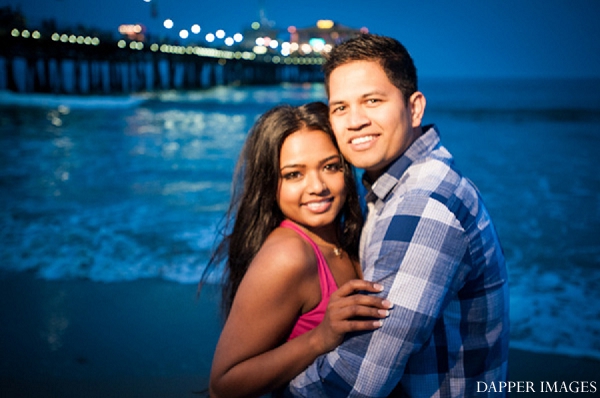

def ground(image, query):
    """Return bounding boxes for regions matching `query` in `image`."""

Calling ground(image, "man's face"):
[328,60,425,181]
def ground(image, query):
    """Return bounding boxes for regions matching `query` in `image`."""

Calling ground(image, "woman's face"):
[277,128,347,231]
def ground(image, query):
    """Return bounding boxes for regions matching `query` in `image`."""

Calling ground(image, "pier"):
[0,28,325,95]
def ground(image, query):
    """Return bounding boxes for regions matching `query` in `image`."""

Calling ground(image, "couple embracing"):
[205,33,509,398]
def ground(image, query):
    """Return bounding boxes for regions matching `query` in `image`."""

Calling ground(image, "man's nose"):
[347,106,370,130]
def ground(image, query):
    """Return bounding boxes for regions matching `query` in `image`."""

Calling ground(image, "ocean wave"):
[0,90,147,109]
[509,265,600,361]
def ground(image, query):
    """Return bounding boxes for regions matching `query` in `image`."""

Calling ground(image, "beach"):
[1,271,598,397]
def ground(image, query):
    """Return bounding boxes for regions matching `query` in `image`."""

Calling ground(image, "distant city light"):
[143,0,151,3]
[255,37,264,46]
[251,22,260,30]
[224,37,234,46]
[179,30,189,39]
[269,40,278,49]
[163,19,174,29]
[317,20,334,29]
[215,29,225,39]
[191,24,201,34]
[205,33,215,42]
[233,33,243,42]
[288,26,297,33]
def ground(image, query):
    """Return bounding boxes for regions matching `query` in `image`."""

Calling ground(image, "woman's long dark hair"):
[203,101,363,317]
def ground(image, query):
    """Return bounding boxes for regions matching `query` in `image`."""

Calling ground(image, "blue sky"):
[3,0,600,78]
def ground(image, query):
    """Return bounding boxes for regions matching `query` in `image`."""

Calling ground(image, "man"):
[285,34,509,397]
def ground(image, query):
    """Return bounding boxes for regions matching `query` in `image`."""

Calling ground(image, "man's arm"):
[285,195,469,397]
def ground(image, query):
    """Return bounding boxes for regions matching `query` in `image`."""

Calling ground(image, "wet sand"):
[1,271,598,397]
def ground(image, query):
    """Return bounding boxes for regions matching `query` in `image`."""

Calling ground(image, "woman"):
[206,102,391,398]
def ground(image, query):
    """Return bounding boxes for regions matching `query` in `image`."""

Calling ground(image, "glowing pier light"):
[269,40,278,49]
[255,37,264,46]
[253,45,267,55]
[215,29,225,39]
[309,37,325,52]
[205,33,215,42]
[163,19,174,29]
[191,24,201,34]
[300,43,312,54]
[179,29,189,39]
[233,33,243,42]
[224,37,234,46]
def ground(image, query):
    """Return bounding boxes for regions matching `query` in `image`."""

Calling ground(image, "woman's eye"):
[282,171,301,180]
[325,162,342,172]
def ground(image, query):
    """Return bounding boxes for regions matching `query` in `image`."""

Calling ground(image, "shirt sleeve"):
[284,194,470,397]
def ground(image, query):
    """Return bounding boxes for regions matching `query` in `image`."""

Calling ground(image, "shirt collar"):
[363,124,440,203]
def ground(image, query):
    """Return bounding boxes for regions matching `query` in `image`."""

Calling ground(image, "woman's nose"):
[308,173,328,194]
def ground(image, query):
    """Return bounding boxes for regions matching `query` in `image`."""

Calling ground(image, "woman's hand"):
[310,279,393,354]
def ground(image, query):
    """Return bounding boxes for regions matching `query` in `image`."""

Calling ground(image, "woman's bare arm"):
[209,233,390,398]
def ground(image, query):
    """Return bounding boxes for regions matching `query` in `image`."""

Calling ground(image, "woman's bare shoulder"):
[233,225,320,316]
[249,226,317,280]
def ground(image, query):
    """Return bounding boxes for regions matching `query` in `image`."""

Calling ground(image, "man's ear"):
[409,91,426,128]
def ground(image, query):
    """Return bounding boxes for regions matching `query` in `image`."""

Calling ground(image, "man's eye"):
[331,105,345,114]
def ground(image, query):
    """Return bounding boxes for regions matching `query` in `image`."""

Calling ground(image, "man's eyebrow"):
[329,90,388,106]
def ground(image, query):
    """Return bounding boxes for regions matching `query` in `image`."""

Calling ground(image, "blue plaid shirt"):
[285,125,509,397]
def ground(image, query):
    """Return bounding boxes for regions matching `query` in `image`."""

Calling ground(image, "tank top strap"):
[279,220,338,294]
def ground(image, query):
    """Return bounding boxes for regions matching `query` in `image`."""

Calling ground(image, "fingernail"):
[378,309,389,317]
[382,299,393,309]
[373,320,383,327]
[373,283,384,291]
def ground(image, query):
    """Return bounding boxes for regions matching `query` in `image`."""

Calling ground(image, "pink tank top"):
[281,220,338,341]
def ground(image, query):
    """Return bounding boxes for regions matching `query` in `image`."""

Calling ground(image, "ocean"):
[1,78,599,361]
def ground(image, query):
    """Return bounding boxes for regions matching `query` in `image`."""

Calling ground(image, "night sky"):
[2,0,600,78]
